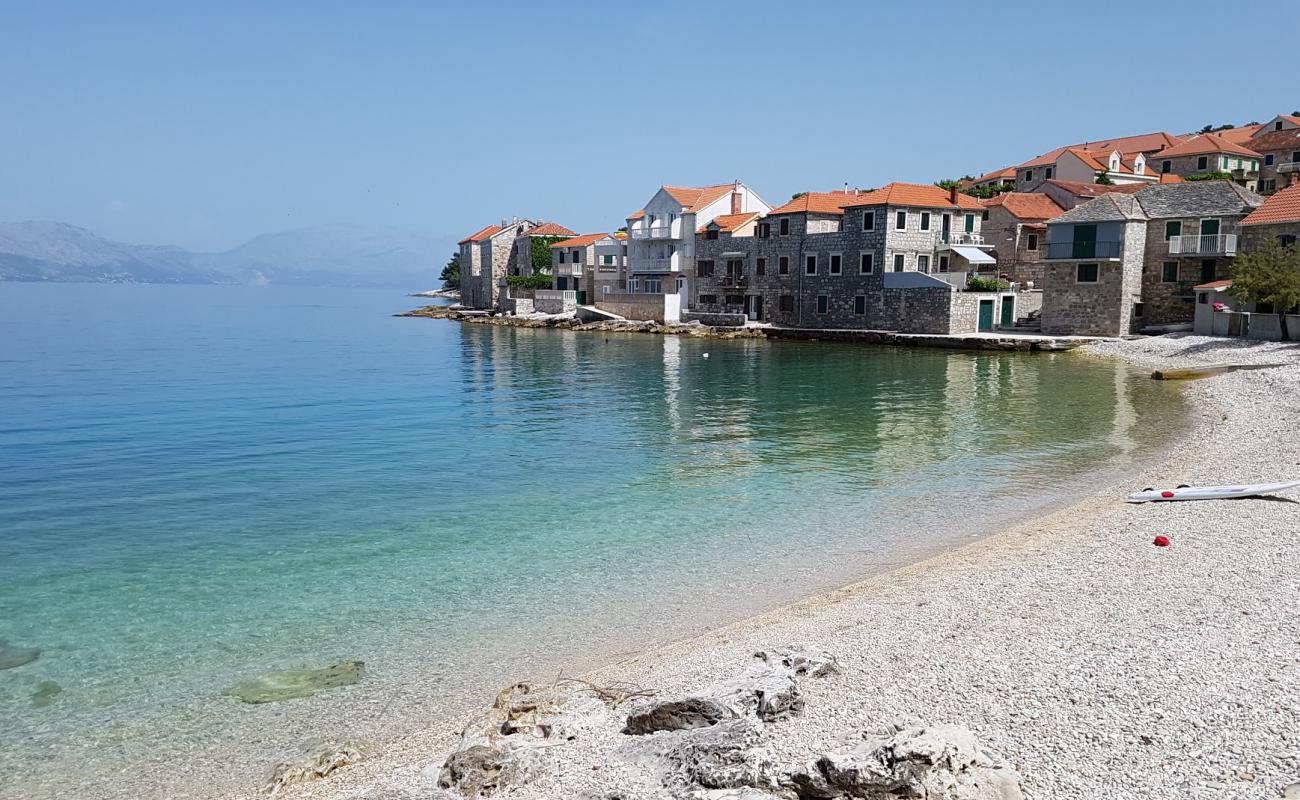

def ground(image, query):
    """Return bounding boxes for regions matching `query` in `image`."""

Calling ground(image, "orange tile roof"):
[1194,279,1233,290]
[971,166,1016,185]
[1159,173,1184,183]
[696,212,761,234]
[981,192,1065,221]
[1245,128,1300,153]
[550,232,608,248]
[1044,179,1150,198]
[627,210,645,221]
[458,224,502,244]
[1154,133,1261,159]
[527,222,577,237]
[842,182,984,211]
[767,190,864,216]
[1217,124,1262,145]
[1242,184,1300,226]
[1019,131,1185,168]
[662,183,739,212]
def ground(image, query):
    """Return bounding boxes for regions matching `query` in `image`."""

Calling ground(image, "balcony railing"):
[1045,240,1123,260]
[553,263,584,276]
[1168,234,1237,256]
[716,274,748,287]
[1278,162,1300,174]
[940,232,987,245]
[629,225,675,240]
[640,257,677,273]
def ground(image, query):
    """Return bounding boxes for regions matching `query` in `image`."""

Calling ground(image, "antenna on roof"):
[844,182,849,193]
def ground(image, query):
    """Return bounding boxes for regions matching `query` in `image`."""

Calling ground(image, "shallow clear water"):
[0,284,1186,799]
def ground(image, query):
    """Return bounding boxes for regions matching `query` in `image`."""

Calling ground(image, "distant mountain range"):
[0,221,449,287]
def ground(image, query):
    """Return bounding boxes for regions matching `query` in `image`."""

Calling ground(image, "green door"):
[1200,219,1219,236]
[1000,295,1014,328]
[1073,224,1097,259]
[978,299,995,331]
[576,290,587,304]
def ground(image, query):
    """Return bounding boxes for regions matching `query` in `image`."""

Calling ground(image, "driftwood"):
[1151,362,1288,381]
[551,675,657,708]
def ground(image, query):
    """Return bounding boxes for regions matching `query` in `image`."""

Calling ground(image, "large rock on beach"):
[0,640,41,670]
[264,738,369,797]
[223,660,365,704]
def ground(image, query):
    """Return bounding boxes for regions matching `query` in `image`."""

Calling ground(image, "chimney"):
[731,191,742,215]
[844,182,849,193]
[1291,173,1300,188]
[500,217,508,227]
[949,185,960,205]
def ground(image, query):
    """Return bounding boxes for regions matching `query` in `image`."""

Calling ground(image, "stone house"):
[978,193,1065,286]
[1150,133,1261,190]
[511,222,576,277]
[1239,183,1300,251]
[625,181,772,309]
[549,232,628,302]
[692,184,1012,333]
[457,218,538,309]
[1247,126,1300,196]
[1038,179,1147,213]
[1041,181,1263,335]
[1014,131,1184,193]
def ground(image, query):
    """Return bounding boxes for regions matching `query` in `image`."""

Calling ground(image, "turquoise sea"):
[0,284,1186,799]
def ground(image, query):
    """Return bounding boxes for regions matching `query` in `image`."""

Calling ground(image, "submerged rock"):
[0,640,41,670]
[264,738,369,797]
[223,660,365,704]
[31,680,63,708]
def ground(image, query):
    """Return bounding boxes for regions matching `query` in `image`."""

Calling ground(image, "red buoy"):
[1153,535,1170,547]
[1160,490,1175,498]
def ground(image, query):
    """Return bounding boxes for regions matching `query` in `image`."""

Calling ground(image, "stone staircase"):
[1013,309,1041,333]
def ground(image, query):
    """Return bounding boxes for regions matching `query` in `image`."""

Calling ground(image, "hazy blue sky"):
[2,0,1295,252]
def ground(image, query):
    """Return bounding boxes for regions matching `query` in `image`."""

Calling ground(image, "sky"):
[2,0,1296,253]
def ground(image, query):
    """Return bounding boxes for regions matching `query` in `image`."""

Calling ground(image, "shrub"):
[967,276,1009,292]
[506,273,554,290]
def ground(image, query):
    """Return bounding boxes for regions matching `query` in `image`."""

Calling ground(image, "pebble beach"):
[265,334,1299,800]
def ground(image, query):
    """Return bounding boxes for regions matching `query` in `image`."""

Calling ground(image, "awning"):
[952,245,995,265]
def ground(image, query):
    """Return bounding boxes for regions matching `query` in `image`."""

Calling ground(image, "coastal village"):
[448,113,1300,344]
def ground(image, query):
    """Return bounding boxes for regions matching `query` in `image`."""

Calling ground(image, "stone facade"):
[1041,220,1146,337]
[459,220,536,309]
[980,204,1049,286]
[1137,218,1238,327]
[1154,152,1260,190]
[1239,220,1300,252]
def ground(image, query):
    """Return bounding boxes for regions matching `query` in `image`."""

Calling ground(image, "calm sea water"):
[0,283,1186,799]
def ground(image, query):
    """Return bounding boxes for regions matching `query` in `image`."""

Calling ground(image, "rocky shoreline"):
[274,334,1299,800]
[398,304,765,339]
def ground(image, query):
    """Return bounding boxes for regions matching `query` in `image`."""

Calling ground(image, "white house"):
[625,181,771,305]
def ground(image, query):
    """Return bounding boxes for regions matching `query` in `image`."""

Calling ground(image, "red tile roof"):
[627,210,645,221]
[1242,184,1300,226]
[1044,179,1148,198]
[1159,173,1184,183]
[1019,131,1185,168]
[550,232,608,248]
[971,166,1016,184]
[1194,279,1233,290]
[767,190,864,215]
[1153,133,1261,159]
[842,182,984,211]
[526,222,577,237]
[1244,128,1300,153]
[697,212,761,233]
[981,192,1065,221]
[662,183,740,213]
[1216,124,1263,145]
[458,224,502,244]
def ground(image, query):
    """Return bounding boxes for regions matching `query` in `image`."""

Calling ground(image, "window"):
[917,254,930,273]
[558,250,566,263]
[1265,154,1275,166]
[965,213,975,233]
[779,294,794,312]
[1201,259,1216,284]
[816,295,829,314]
[805,254,817,275]
[725,259,743,278]
[893,253,905,272]
[859,252,874,274]
[829,253,842,275]
[779,218,790,236]
[854,295,866,315]
[862,210,875,231]
[696,259,714,277]
[1278,121,1285,131]
[1026,233,1039,250]
[1165,221,1181,240]
[1133,302,1144,318]
[725,294,744,306]
[628,277,639,291]
[706,228,719,240]
[920,212,931,231]
[1222,156,1229,169]
[1197,293,1208,305]
[698,294,717,305]
[1161,262,1178,283]
[571,250,581,263]
[1046,167,1054,179]
[756,257,766,276]
[1280,235,1297,248]
[602,254,614,265]
[981,210,990,221]
[778,256,789,274]
[758,222,771,238]
[895,211,907,230]
[1076,263,1099,282]
[938,255,950,272]
[1025,169,1033,182]
[1197,156,1208,170]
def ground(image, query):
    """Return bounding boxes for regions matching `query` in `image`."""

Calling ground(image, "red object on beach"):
[1160,490,1175,498]
[1153,535,1170,547]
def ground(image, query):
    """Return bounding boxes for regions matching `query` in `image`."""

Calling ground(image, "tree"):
[1094,171,1114,185]
[1229,237,1300,340]
[439,252,460,289]
[529,236,567,275]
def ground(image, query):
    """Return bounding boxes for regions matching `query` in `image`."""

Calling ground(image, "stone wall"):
[681,310,748,327]
[1240,221,1300,252]
[596,292,676,323]
[533,290,577,315]
[1041,221,1146,336]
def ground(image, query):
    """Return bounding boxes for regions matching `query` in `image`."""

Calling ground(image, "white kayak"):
[1126,480,1300,503]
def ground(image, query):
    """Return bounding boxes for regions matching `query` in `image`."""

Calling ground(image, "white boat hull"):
[1126,480,1300,503]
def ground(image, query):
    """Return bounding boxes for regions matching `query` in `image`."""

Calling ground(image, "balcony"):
[553,263,584,276]
[1168,234,1237,257]
[639,257,678,273]
[1278,162,1300,174]
[716,274,748,288]
[1231,167,1260,179]
[1045,240,1123,260]
[938,232,989,246]
[629,224,675,240]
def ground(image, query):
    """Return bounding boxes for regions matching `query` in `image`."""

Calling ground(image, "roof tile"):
[841,182,984,211]
[1153,133,1261,160]
[458,224,502,244]
[1242,184,1300,226]
[981,192,1065,221]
